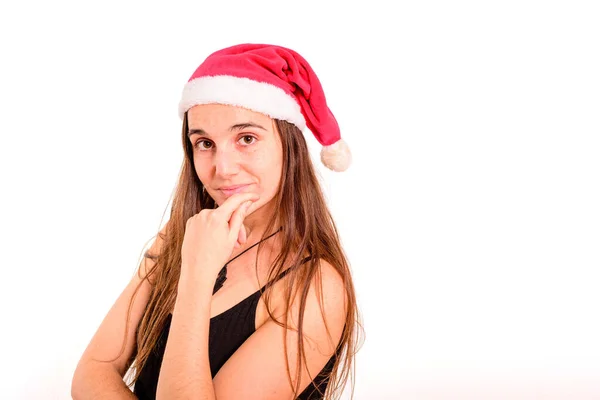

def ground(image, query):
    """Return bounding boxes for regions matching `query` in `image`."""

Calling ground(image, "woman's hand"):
[180,192,259,282]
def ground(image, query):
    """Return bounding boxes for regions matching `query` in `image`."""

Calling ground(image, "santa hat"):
[178,43,351,172]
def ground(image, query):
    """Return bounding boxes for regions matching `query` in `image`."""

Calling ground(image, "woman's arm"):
[155,264,217,400]
[71,363,137,400]
[156,192,257,399]
[71,262,151,399]
[72,226,167,399]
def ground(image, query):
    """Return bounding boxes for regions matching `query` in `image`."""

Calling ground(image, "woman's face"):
[187,103,283,217]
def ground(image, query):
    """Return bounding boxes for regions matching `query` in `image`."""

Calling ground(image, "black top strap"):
[225,227,283,266]
[260,255,313,292]
[214,227,283,295]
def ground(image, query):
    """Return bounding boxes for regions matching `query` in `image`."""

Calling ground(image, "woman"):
[72,43,362,400]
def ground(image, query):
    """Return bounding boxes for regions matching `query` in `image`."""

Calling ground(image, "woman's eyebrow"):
[187,122,267,137]
[187,128,206,137]
[229,122,267,132]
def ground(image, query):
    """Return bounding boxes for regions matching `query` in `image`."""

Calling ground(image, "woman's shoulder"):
[280,257,347,356]
[270,257,347,319]
[306,258,346,311]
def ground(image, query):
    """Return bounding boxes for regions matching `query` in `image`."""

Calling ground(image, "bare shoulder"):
[314,258,346,300]
[281,258,348,341]
[303,258,347,318]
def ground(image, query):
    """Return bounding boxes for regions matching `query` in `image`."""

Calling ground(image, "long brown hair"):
[113,112,363,399]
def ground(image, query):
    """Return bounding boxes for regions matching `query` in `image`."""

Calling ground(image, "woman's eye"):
[196,140,213,150]
[240,135,256,145]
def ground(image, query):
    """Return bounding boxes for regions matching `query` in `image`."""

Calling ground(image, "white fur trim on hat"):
[320,139,352,172]
[178,75,307,130]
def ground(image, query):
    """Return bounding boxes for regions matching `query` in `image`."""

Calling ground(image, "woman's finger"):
[238,222,247,244]
[229,201,252,244]
[215,192,259,222]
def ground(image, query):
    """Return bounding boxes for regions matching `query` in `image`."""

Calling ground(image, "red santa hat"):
[178,43,351,172]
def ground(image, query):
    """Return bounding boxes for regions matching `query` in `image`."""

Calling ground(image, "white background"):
[1,1,599,399]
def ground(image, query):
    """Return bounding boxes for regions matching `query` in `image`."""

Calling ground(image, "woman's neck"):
[241,200,280,240]
[234,201,282,259]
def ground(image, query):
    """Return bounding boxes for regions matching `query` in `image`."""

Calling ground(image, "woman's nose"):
[214,147,241,177]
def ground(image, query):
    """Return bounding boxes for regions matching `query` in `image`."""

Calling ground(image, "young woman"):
[72,43,362,400]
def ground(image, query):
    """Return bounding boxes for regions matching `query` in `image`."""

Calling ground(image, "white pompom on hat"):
[178,43,351,172]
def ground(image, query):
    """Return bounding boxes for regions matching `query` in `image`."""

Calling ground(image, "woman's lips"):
[219,184,251,197]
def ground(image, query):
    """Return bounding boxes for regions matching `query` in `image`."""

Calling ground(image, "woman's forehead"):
[187,103,273,129]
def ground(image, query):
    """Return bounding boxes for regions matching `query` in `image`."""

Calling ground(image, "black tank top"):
[133,256,337,399]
